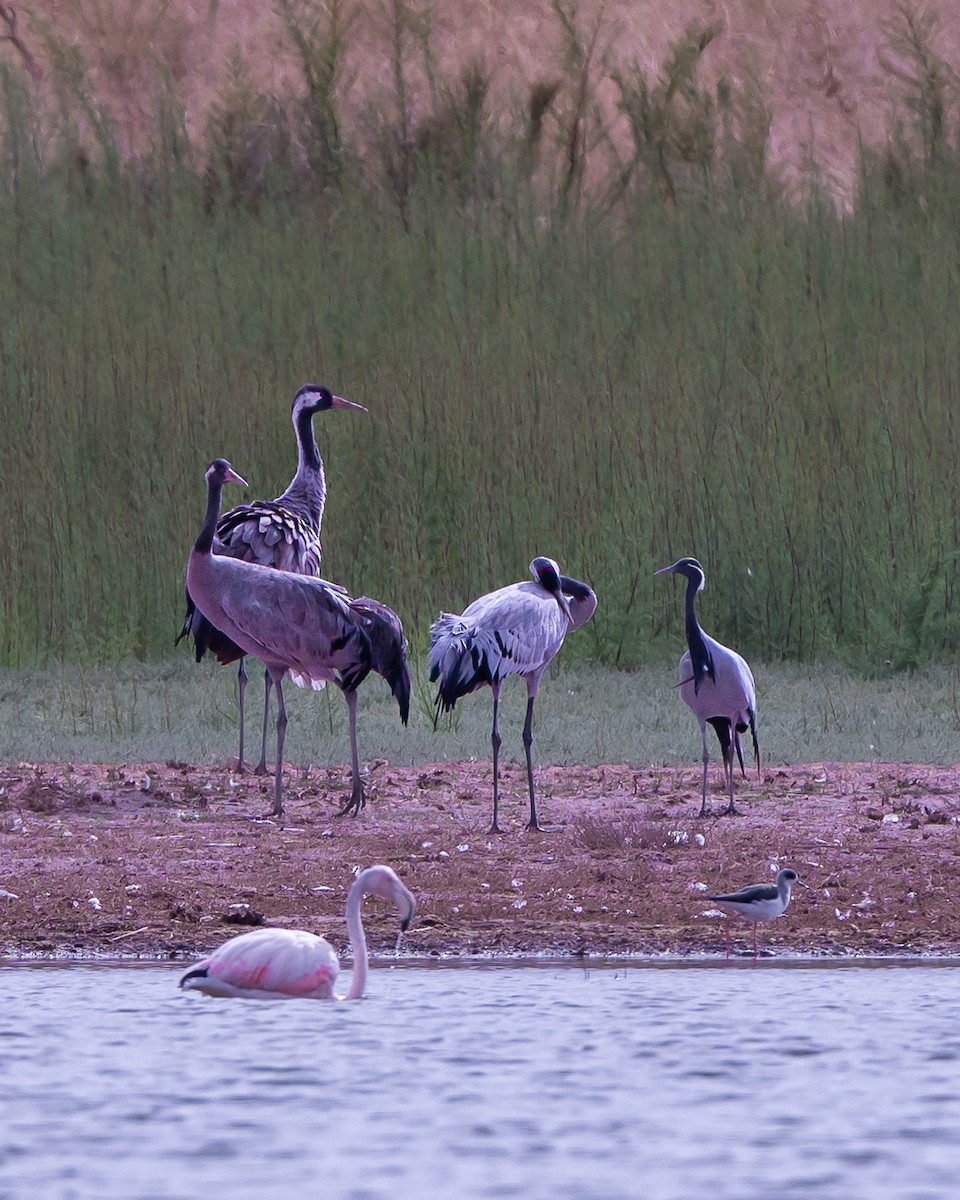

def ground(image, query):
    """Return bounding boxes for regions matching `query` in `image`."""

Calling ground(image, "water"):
[2,959,959,1200]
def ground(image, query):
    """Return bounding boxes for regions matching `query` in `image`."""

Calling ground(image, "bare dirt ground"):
[1,758,958,962]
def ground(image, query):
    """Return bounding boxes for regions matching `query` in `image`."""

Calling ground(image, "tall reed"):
[0,4,958,674]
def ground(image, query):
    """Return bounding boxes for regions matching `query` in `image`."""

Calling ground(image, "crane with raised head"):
[186,459,410,819]
[655,556,759,816]
[177,384,366,773]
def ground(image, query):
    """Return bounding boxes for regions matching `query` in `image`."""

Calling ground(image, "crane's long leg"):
[723,730,737,816]
[254,669,273,776]
[699,721,710,817]
[489,682,503,835]
[336,689,365,817]
[266,676,287,818]
[236,657,248,772]
[522,693,540,831]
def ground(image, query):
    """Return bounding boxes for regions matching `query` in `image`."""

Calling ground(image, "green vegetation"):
[0,3,959,675]
[2,660,958,767]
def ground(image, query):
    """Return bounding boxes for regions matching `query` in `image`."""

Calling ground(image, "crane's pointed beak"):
[556,590,574,626]
[225,468,248,489]
[654,565,674,577]
[330,395,367,413]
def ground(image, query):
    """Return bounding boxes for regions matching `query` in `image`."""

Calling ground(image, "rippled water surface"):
[2,959,959,1199]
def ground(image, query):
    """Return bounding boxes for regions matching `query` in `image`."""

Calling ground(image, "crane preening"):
[429,557,597,833]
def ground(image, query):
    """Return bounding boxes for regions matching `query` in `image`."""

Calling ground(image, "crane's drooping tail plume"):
[428,615,499,721]
[350,597,411,725]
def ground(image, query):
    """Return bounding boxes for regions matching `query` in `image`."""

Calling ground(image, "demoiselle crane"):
[429,557,597,833]
[655,556,759,816]
[177,384,366,773]
[186,459,410,819]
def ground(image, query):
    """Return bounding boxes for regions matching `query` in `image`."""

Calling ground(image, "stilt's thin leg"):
[753,927,759,959]
[489,683,503,834]
[236,657,248,771]
[267,677,287,818]
[254,670,272,776]
[724,925,731,960]
[336,689,365,816]
[522,694,539,830]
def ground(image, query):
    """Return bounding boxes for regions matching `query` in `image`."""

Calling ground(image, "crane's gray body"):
[429,558,597,832]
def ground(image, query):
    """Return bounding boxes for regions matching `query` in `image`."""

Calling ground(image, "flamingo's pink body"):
[179,865,415,1001]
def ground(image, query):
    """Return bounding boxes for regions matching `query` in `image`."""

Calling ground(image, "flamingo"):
[186,459,410,818]
[707,868,804,958]
[177,384,366,774]
[656,557,759,816]
[179,865,416,1000]
[429,557,597,833]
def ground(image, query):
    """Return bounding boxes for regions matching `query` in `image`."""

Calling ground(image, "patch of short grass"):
[1,660,957,768]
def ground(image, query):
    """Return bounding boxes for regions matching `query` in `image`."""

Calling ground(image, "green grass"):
[0,6,959,673]
[2,660,958,768]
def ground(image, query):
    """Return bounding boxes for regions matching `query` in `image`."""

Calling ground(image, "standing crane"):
[177,384,366,773]
[655,557,759,816]
[186,459,410,819]
[429,557,597,833]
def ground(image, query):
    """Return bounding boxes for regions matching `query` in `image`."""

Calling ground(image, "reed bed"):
[0,3,959,674]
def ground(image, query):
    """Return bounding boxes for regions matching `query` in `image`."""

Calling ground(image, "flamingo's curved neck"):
[194,474,222,556]
[342,877,370,1000]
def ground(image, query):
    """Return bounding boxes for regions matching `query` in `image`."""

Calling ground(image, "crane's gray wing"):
[215,569,367,685]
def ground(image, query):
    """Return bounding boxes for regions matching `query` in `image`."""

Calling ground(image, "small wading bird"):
[707,868,804,959]
[179,865,415,1000]
[655,557,759,817]
[429,557,597,834]
[186,459,410,819]
[177,385,366,774]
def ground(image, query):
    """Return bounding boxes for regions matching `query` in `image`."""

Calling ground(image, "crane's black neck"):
[194,473,223,556]
[295,405,322,474]
[684,573,714,693]
[282,406,326,520]
[558,575,592,602]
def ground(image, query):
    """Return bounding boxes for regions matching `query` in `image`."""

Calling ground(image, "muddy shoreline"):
[1,759,958,962]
